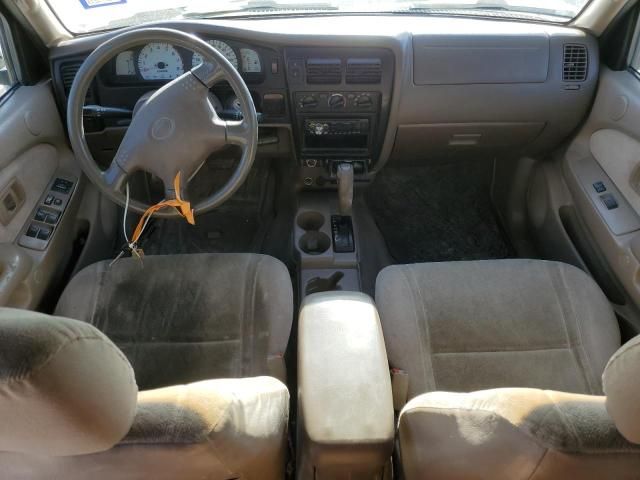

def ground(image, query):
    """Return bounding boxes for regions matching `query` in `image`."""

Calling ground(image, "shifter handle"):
[337,163,354,216]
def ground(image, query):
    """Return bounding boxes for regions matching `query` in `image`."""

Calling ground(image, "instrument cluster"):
[110,39,263,83]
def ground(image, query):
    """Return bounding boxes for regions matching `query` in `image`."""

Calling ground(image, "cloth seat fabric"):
[55,253,293,389]
[376,259,620,399]
[0,253,293,479]
[376,259,640,480]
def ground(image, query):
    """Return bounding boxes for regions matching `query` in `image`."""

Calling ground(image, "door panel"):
[0,144,58,241]
[0,81,84,308]
[560,67,640,320]
[0,84,64,242]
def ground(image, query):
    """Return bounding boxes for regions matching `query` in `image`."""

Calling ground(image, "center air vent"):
[346,58,382,84]
[306,58,342,84]
[60,60,95,101]
[563,44,588,82]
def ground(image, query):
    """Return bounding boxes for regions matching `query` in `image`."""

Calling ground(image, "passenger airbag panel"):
[413,34,550,85]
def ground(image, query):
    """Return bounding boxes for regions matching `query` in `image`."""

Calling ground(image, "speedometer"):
[192,40,238,70]
[138,43,184,81]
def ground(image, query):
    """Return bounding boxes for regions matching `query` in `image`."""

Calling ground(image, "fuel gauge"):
[240,49,262,73]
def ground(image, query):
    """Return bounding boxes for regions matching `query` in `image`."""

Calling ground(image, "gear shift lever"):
[337,163,354,216]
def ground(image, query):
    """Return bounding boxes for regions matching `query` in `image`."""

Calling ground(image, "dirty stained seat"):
[56,253,293,389]
[376,259,640,479]
[0,253,293,480]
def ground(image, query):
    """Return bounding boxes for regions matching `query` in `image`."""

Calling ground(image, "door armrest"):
[0,244,32,306]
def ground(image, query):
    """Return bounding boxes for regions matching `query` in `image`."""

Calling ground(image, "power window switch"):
[36,227,52,241]
[601,193,619,210]
[26,224,39,238]
[593,181,606,193]
[45,212,60,225]
[34,209,47,222]
[44,194,54,205]
[52,178,73,194]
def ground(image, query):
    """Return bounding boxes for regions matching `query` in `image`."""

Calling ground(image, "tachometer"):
[137,43,184,81]
[240,49,262,73]
[192,40,238,70]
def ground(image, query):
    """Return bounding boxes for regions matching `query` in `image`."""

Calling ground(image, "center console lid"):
[297,291,394,479]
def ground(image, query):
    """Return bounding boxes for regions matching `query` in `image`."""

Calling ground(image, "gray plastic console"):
[297,291,394,479]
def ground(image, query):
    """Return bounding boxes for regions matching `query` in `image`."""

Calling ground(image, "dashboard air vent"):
[60,60,95,101]
[346,58,382,84]
[306,58,342,84]
[562,44,588,82]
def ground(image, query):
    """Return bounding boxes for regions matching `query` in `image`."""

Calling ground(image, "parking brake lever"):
[337,163,353,217]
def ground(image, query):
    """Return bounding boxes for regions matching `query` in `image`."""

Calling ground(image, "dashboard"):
[49,15,600,183]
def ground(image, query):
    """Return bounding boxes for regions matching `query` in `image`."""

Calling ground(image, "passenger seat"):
[376,259,640,479]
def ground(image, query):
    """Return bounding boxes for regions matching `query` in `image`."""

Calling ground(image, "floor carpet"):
[366,158,514,264]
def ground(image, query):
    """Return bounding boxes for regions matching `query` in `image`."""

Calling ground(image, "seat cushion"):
[56,253,293,390]
[0,376,290,480]
[0,308,137,456]
[603,335,640,443]
[398,388,640,480]
[376,259,620,399]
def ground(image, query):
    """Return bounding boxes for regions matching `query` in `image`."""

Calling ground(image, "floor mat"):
[366,159,514,264]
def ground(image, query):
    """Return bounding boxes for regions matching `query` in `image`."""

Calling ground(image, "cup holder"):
[299,231,331,255]
[297,211,325,231]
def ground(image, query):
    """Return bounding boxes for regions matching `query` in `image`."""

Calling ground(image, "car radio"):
[304,119,370,136]
[302,118,370,150]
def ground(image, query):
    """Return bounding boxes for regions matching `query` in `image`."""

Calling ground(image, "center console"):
[297,291,394,479]
[285,48,394,187]
[295,193,360,300]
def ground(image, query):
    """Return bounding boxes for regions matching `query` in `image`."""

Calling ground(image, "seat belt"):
[391,368,409,412]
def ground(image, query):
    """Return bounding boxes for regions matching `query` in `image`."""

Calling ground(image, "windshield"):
[47,0,591,34]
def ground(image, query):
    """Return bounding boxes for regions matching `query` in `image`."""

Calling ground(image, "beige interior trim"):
[11,0,71,46]
[590,129,640,216]
[572,0,632,36]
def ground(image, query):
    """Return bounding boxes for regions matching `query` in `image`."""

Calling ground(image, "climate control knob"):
[354,93,373,108]
[328,93,346,110]
[299,95,319,110]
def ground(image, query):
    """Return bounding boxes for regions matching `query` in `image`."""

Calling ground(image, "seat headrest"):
[603,335,640,444]
[0,308,137,456]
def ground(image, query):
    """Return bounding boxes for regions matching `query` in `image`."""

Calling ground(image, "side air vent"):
[60,60,95,101]
[346,58,382,84]
[563,44,588,82]
[306,58,342,84]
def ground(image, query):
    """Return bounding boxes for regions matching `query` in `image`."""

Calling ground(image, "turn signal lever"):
[337,163,354,216]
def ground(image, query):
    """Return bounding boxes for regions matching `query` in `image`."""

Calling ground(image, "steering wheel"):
[67,28,259,217]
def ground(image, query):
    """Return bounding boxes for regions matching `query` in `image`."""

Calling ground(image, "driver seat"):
[0,253,293,480]
[56,253,293,389]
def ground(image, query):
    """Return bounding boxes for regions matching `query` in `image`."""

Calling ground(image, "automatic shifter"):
[337,163,354,216]
[332,162,355,253]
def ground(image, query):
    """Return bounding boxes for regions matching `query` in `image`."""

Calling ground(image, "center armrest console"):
[297,291,394,479]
